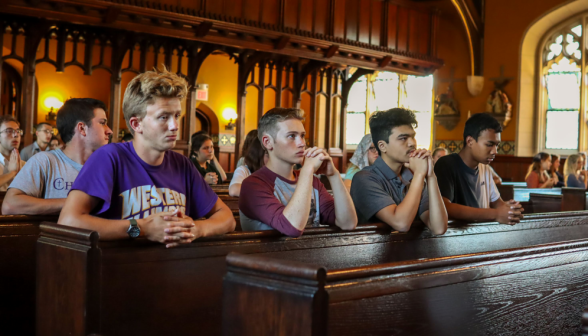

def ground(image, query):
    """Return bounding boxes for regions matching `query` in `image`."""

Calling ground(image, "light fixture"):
[44,96,63,122]
[222,107,238,130]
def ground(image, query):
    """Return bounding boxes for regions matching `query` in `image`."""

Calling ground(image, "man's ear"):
[465,135,475,147]
[76,122,86,137]
[129,116,142,134]
[262,134,273,151]
[377,140,387,153]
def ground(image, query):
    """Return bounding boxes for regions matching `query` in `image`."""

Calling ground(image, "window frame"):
[537,16,588,155]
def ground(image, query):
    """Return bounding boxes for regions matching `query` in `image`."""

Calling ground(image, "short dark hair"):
[369,108,418,155]
[258,108,304,146]
[0,115,19,128]
[122,133,134,142]
[191,133,212,158]
[35,122,52,131]
[57,98,107,144]
[463,113,502,142]
[244,135,266,174]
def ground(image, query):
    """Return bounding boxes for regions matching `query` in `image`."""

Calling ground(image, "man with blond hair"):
[59,69,235,247]
[239,107,357,237]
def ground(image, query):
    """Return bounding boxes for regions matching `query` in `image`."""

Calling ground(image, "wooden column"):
[323,68,333,150]
[275,60,283,108]
[234,57,248,161]
[257,60,266,120]
[308,71,318,147]
[108,36,130,143]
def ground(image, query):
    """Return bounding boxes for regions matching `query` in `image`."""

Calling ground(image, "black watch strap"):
[127,219,141,238]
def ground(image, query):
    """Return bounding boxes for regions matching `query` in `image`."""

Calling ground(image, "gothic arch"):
[516,0,588,156]
[195,102,220,137]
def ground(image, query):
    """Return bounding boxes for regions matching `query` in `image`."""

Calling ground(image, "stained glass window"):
[543,24,582,151]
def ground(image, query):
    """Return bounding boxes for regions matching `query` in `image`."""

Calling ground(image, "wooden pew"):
[223,238,588,335]
[529,188,587,213]
[36,211,588,336]
[0,215,58,335]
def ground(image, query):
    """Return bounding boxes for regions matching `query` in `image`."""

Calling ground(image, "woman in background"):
[525,152,555,188]
[191,133,227,185]
[229,135,268,196]
[344,134,378,190]
[549,154,564,187]
[564,154,588,189]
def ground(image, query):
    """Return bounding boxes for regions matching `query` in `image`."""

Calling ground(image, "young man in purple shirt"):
[59,69,235,247]
[239,107,357,237]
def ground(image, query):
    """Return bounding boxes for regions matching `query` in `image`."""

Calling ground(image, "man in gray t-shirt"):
[1,98,113,215]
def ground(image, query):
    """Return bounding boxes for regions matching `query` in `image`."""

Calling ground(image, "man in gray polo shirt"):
[351,108,447,235]
[20,122,53,162]
[2,98,112,215]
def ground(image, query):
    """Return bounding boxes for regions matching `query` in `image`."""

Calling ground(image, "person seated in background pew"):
[550,154,565,187]
[229,130,268,197]
[58,68,235,248]
[432,147,448,164]
[525,152,556,188]
[121,133,133,143]
[191,132,227,185]
[235,129,258,169]
[2,99,112,215]
[350,108,447,235]
[49,136,61,151]
[343,134,378,190]
[0,115,25,191]
[20,122,53,162]
[239,107,357,237]
[564,154,588,189]
[435,113,523,225]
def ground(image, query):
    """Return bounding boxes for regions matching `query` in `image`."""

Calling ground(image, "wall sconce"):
[223,107,238,131]
[44,97,63,122]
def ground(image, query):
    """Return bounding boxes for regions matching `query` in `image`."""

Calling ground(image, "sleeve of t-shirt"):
[434,157,455,202]
[187,163,218,219]
[489,172,500,202]
[229,166,250,188]
[71,146,117,214]
[567,174,585,188]
[315,178,336,225]
[350,171,396,223]
[526,172,539,188]
[239,174,303,237]
[8,154,48,197]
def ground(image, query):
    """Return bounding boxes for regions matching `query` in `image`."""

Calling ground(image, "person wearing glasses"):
[2,98,113,215]
[0,115,25,191]
[20,122,53,161]
[350,108,448,235]
[343,134,378,190]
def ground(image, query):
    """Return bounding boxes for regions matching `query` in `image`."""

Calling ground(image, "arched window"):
[345,71,433,149]
[540,21,584,154]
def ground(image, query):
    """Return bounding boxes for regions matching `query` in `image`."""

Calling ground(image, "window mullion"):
[581,15,587,152]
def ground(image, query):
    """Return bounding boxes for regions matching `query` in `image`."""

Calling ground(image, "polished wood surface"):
[0,215,58,335]
[36,212,588,335]
[224,237,588,335]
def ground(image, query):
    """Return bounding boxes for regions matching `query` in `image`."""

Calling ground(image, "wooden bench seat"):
[224,238,588,335]
[36,211,588,336]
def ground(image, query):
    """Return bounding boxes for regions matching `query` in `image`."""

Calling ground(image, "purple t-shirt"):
[72,142,218,220]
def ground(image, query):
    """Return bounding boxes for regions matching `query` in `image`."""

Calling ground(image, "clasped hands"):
[404,149,435,178]
[301,146,338,176]
[139,209,201,248]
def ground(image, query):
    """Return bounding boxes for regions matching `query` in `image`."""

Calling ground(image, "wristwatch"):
[127,219,141,238]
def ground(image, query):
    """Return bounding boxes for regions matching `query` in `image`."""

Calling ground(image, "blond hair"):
[563,154,581,186]
[122,68,188,134]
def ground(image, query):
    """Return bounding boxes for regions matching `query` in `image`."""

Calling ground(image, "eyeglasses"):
[38,129,53,135]
[368,146,378,153]
[0,128,23,137]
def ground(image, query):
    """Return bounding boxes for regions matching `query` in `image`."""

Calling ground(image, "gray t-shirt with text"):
[9,149,83,199]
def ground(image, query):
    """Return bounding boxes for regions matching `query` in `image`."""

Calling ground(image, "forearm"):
[213,156,227,181]
[445,201,497,222]
[0,171,17,187]
[2,194,65,215]
[59,211,131,240]
[228,184,241,197]
[282,167,314,230]
[382,175,425,231]
[197,206,235,237]
[425,176,448,235]
[328,173,357,230]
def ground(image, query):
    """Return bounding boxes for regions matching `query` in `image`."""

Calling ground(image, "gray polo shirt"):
[350,157,429,224]
[21,142,48,162]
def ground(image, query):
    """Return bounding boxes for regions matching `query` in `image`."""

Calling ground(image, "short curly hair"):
[122,68,188,134]
[369,108,418,155]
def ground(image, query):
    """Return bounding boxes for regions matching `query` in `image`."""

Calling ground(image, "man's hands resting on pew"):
[59,190,236,247]
[442,198,524,225]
